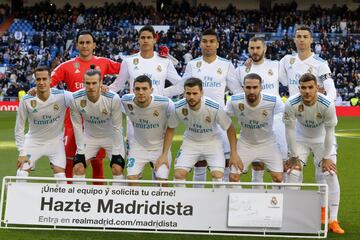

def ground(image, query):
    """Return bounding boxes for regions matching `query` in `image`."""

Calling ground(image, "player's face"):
[200,35,218,57]
[84,75,101,100]
[184,85,203,109]
[76,34,96,59]
[244,78,262,104]
[35,70,51,94]
[134,81,153,105]
[248,40,266,62]
[294,30,313,52]
[299,80,318,105]
[139,31,155,52]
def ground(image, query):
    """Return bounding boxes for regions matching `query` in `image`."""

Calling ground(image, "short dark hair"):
[299,73,317,84]
[184,77,203,91]
[244,73,262,84]
[76,30,95,43]
[34,66,51,77]
[249,36,265,45]
[201,28,219,41]
[134,75,152,87]
[84,68,101,82]
[295,25,312,37]
[139,25,155,37]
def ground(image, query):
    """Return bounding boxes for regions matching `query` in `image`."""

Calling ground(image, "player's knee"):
[211,170,223,179]
[194,160,207,167]
[271,173,283,183]
[110,155,125,169]
[252,162,265,171]
[74,164,85,175]
[111,164,123,176]
[229,173,240,182]
[174,169,187,180]
[127,174,139,180]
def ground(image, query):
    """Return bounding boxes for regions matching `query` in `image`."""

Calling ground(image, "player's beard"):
[250,51,265,63]
[187,98,201,109]
[246,93,259,104]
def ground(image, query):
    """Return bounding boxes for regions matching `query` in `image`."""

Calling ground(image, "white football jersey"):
[70,90,123,155]
[283,93,337,144]
[109,52,181,96]
[121,94,175,150]
[279,53,333,97]
[225,93,284,145]
[15,89,72,156]
[236,59,285,97]
[168,96,232,142]
[165,56,241,107]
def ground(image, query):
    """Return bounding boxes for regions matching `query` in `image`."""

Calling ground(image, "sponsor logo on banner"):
[0,101,19,111]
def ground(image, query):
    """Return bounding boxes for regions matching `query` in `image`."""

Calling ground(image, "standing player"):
[279,25,338,220]
[283,73,344,234]
[51,30,121,183]
[168,78,243,187]
[236,36,287,188]
[15,66,71,183]
[225,73,284,185]
[121,75,175,185]
[165,29,241,185]
[70,69,125,185]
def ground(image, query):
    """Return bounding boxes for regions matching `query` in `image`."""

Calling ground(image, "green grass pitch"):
[0,111,359,239]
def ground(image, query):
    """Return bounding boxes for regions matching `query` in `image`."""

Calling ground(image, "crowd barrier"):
[1,176,328,238]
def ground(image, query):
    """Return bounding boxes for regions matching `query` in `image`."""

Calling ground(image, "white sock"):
[16,169,29,182]
[316,166,327,208]
[73,175,86,185]
[285,169,302,190]
[54,172,66,184]
[252,169,264,189]
[223,167,230,182]
[193,166,206,188]
[113,175,125,186]
[324,171,340,222]
[174,178,186,188]
[212,177,224,188]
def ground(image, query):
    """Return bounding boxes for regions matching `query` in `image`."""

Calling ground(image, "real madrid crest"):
[127,104,133,111]
[290,58,295,65]
[268,69,273,76]
[182,108,188,116]
[157,65,162,72]
[298,104,304,112]
[80,99,87,108]
[153,110,159,117]
[217,68,222,75]
[73,62,80,69]
[245,67,250,73]
[102,108,108,115]
[53,103,59,111]
[196,61,202,68]
[262,110,268,117]
[238,103,244,111]
[307,67,313,74]
[316,112,322,119]
[271,196,278,206]
[30,100,37,108]
[133,58,139,65]
[205,116,211,123]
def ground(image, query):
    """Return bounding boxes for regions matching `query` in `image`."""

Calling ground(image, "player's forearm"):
[323,79,337,102]
[163,82,184,97]
[285,126,298,157]
[323,126,335,159]
[226,124,238,153]
[162,127,175,155]
[70,113,85,154]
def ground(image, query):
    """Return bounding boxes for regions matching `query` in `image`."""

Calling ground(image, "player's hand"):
[154,154,169,171]
[229,152,244,173]
[244,58,253,69]
[27,87,36,96]
[318,86,326,95]
[285,156,302,174]
[17,155,29,169]
[101,85,109,93]
[321,158,337,174]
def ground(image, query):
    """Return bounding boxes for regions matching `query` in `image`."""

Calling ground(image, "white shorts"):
[232,140,283,174]
[297,142,337,166]
[220,128,230,159]
[273,113,288,160]
[175,138,225,172]
[22,138,66,170]
[85,137,125,161]
[127,146,171,179]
